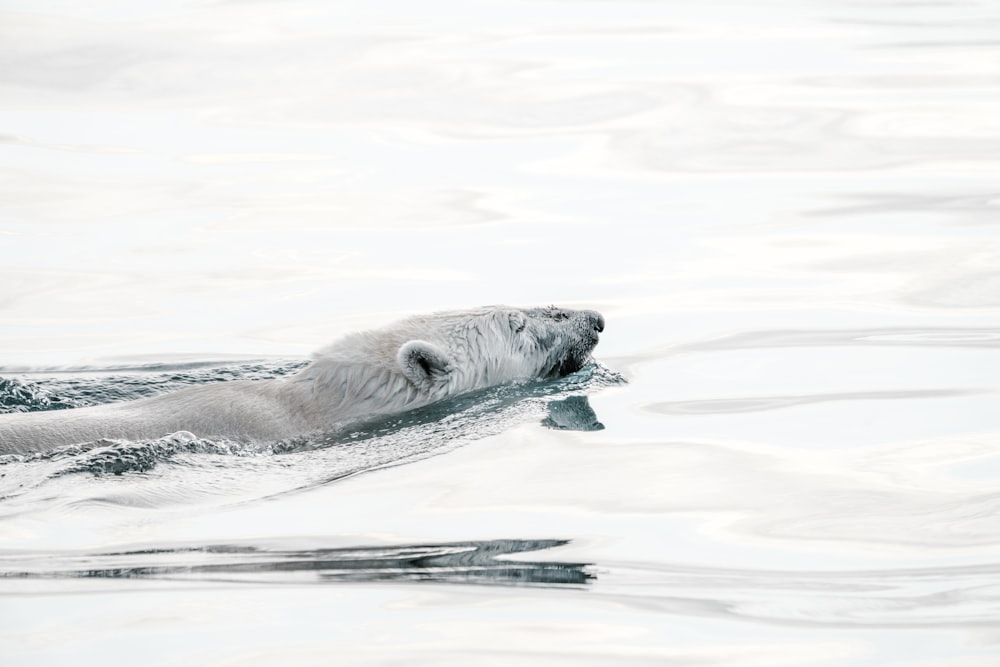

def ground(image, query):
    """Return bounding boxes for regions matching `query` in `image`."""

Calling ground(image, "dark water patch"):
[0,359,308,411]
[0,539,592,588]
[0,357,287,374]
[0,377,81,414]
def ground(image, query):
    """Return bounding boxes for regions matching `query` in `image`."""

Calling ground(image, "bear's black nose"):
[584,310,605,333]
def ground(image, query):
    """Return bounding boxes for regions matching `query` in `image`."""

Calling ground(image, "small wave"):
[0,356,291,374]
[48,431,260,475]
[0,359,308,411]
[0,377,81,414]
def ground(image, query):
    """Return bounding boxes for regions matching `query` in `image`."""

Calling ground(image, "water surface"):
[2,1,1000,665]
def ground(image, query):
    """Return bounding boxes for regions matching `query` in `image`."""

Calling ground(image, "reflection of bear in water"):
[542,396,605,431]
[0,306,605,455]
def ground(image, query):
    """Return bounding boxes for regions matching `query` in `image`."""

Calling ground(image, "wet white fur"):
[0,306,602,455]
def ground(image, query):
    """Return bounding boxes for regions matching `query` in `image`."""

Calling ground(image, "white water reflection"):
[643,388,991,415]
[3,0,1000,665]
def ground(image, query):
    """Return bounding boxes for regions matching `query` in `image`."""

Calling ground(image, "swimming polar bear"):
[0,305,605,455]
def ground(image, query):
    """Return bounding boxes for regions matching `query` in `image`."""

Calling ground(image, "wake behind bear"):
[0,306,605,455]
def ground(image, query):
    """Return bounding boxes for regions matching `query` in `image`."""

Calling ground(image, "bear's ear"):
[397,340,453,389]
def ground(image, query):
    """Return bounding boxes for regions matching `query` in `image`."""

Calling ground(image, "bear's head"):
[395,305,605,395]
[298,305,604,420]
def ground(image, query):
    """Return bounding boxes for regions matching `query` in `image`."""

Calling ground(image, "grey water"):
[3,0,1000,665]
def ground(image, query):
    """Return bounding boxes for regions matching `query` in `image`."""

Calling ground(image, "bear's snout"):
[582,310,605,333]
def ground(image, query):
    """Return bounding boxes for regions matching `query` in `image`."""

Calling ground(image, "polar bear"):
[0,305,605,455]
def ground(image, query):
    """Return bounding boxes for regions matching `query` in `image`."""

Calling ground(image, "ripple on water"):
[0,539,593,588]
